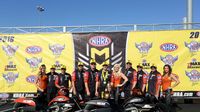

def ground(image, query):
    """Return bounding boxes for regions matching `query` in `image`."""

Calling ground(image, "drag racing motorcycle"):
[13,87,77,112]
[47,87,75,112]
[81,88,166,112]
[13,97,36,112]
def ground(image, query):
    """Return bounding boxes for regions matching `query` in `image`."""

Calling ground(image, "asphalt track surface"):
[0,102,200,112]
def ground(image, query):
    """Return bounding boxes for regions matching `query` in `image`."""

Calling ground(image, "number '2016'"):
[190,32,199,38]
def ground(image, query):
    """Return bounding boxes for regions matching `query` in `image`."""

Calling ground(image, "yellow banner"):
[126,30,200,91]
[0,33,74,93]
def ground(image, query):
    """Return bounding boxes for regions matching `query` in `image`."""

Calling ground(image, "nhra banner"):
[0,33,74,98]
[73,32,127,70]
[126,30,200,97]
[0,30,200,98]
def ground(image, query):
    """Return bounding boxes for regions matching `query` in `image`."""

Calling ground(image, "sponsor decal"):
[2,45,18,58]
[173,92,194,97]
[0,36,14,42]
[187,58,200,69]
[196,92,200,97]
[13,93,35,98]
[53,61,64,72]
[185,41,200,53]
[4,61,17,71]
[141,59,151,69]
[0,93,9,99]
[160,55,178,66]
[160,43,178,52]
[185,70,200,82]
[26,46,42,54]
[49,44,65,56]
[3,72,19,86]
[135,42,152,57]
[26,57,42,71]
[73,32,127,69]
[26,75,37,83]
[89,35,111,47]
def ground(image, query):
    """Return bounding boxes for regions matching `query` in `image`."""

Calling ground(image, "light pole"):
[187,0,193,29]
[36,6,45,26]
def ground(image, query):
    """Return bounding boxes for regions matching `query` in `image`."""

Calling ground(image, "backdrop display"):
[0,30,200,98]
[0,33,74,98]
[126,30,200,97]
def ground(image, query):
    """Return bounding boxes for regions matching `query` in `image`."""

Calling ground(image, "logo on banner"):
[26,46,42,54]
[185,41,200,52]
[2,45,19,58]
[185,70,200,82]
[141,59,151,69]
[89,35,111,47]
[49,44,65,56]
[4,61,17,71]
[26,57,42,71]
[187,58,200,69]
[3,72,19,86]
[135,42,152,56]
[74,33,127,70]
[160,43,178,52]
[197,92,200,97]
[160,55,178,66]
[53,61,64,72]
[26,75,37,83]
[0,93,9,99]
[0,36,14,42]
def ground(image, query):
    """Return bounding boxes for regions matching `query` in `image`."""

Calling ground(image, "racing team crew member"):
[111,64,128,104]
[46,65,59,103]
[96,62,111,99]
[84,59,99,99]
[123,60,137,98]
[72,62,86,102]
[35,64,48,111]
[147,65,162,99]
[55,65,71,96]
[135,64,147,95]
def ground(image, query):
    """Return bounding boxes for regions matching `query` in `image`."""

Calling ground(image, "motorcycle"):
[13,97,36,112]
[47,87,76,112]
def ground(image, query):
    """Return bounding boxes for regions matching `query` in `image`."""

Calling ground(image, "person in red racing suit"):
[123,60,137,99]
[135,64,148,95]
[55,65,71,97]
[72,62,86,102]
[84,59,99,99]
[147,65,162,99]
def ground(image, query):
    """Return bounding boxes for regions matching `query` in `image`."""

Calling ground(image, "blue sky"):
[0,0,199,27]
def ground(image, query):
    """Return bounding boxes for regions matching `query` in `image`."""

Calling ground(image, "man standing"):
[123,60,137,98]
[72,62,85,102]
[147,65,162,99]
[46,65,58,103]
[96,62,111,99]
[84,59,99,99]
[136,64,147,95]
[55,65,71,96]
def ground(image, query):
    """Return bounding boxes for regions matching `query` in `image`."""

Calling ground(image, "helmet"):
[58,87,68,96]
[78,62,84,66]
[90,59,96,64]
[61,65,66,70]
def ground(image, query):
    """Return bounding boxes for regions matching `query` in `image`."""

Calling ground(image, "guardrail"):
[0,23,200,34]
